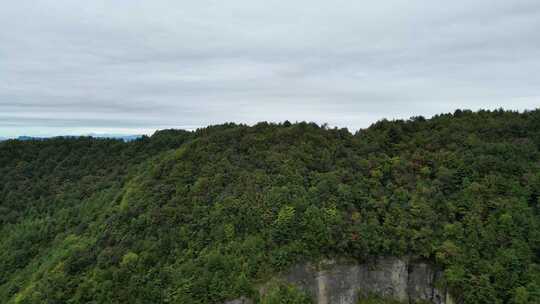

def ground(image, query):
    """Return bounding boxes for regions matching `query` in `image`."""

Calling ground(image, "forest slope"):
[0,110,539,304]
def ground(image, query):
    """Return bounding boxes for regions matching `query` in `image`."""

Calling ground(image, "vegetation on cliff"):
[1,110,539,303]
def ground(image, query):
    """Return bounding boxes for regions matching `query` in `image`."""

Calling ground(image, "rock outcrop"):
[227,257,455,304]
[224,296,253,304]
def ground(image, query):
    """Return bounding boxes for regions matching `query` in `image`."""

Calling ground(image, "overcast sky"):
[1,0,539,136]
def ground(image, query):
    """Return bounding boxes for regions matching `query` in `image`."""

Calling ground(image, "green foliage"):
[1,111,540,303]
[357,293,430,304]
[357,294,407,304]
[260,283,312,304]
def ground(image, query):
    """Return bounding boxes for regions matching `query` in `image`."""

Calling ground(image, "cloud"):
[1,0,539,136]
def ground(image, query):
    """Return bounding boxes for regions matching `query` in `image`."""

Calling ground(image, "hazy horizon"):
[1,107,539,138]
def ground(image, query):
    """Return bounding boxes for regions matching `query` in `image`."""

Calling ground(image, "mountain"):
[84,133,143,142]
[0,134,142,142]
[0,136,45,141]
[0,110,539,304]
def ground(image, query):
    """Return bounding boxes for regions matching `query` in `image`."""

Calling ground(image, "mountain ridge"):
[1,110,539,303]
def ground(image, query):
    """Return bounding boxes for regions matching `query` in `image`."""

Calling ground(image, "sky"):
[1,0,540,137]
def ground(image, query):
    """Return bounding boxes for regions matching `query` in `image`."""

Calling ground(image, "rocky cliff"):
[227,257,455,304]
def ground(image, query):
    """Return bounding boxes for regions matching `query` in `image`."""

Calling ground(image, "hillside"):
[1,110,540,304]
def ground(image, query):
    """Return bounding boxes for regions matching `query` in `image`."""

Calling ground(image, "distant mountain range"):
[0,134,142,142]
[84,133,143,142]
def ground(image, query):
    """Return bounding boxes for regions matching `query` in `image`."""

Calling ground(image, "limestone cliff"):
[226,257,456,304]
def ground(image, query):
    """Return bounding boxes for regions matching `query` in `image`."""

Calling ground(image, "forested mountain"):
[1,110,539,304]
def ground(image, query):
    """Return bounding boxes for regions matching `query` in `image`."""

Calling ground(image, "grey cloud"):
[1,0,539,136]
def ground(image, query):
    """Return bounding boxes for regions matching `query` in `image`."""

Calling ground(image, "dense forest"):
[1,109,539,304]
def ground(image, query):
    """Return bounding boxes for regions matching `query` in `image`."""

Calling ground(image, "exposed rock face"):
[226,257,455,304]
[224,296,253,304]
[407,262,447,303]
[281,257,452,304]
